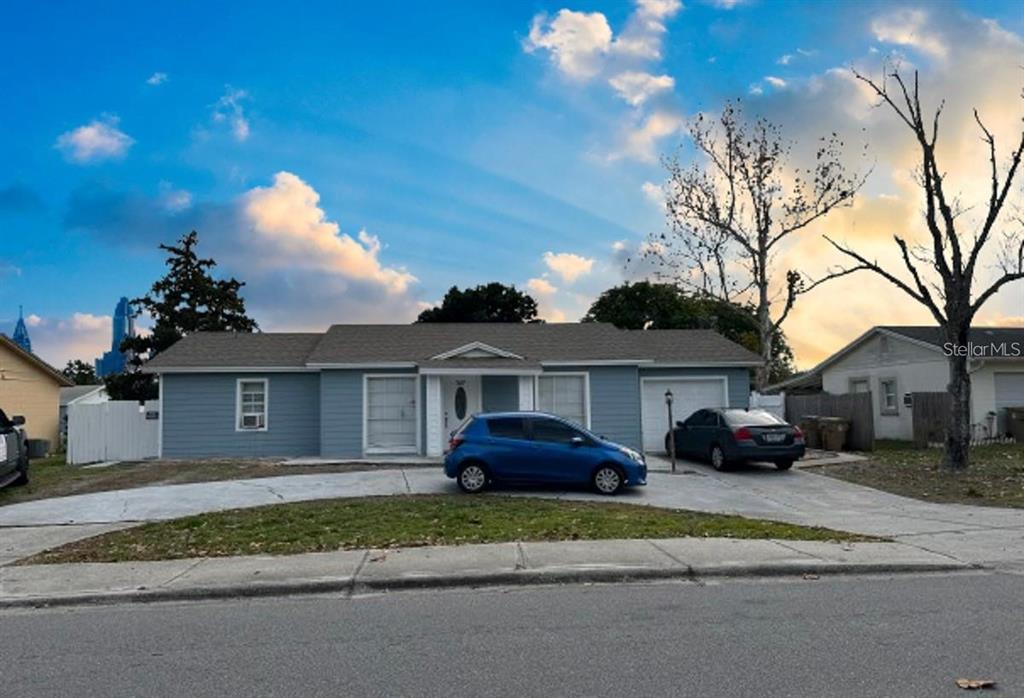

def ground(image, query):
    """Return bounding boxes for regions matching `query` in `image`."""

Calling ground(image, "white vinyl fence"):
[67,400,160,465]
[749,391,786,420]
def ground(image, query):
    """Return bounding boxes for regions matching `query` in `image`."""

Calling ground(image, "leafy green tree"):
[104,231,259,400]
[62,360,98,385]
[417,283,539,323]
[583,281,794,382]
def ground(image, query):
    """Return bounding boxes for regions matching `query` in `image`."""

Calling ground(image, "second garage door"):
[641,377,728,452]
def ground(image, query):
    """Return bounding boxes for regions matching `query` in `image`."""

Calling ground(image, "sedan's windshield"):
[722,409,786,427]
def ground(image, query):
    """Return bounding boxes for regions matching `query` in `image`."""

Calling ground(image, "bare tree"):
[820,68,1024,470]
[647,102,864,389]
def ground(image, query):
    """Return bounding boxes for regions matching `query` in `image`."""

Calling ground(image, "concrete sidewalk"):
[0,537,971,608]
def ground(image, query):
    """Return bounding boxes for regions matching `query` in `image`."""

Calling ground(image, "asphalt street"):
[3,571,1022,697]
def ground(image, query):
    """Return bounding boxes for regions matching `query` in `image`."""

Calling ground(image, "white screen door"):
[366,377,418,453]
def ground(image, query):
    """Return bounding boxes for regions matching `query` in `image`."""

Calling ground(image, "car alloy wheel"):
[593,466,622,495]
[458,463,487,493]
[710,446,727,471]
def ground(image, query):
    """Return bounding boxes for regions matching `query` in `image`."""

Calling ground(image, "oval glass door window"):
[454,386,468,420]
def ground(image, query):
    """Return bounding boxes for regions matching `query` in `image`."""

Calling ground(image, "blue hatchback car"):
[443,411,647,495]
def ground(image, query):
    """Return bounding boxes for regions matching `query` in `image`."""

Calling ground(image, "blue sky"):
[2,0,1022,369]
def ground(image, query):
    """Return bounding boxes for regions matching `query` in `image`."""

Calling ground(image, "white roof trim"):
[644,361,762,368]
[419,367,542,376]
[541,360,651,366]
[64,386,107,405]
[430,341,524,361]
[305,362,418,369]
[789,327,946,384]
[145,366,320,374]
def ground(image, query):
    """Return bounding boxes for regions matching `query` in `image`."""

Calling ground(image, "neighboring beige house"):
[0,334,73,447]
[770,326,1024,441]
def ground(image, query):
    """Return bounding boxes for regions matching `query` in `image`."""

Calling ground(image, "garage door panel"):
[641,378,728,452]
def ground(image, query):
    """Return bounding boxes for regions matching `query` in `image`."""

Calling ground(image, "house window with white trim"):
[537,374,587,427]
[237,379,268,431]
[879,378,898,416]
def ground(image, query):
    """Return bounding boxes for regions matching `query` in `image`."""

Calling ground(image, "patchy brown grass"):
[21,494,880,564]
[0,456,428,508]
[813,441,1024,508]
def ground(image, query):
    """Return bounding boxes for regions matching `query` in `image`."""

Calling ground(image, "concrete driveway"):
[1,462,1022,569]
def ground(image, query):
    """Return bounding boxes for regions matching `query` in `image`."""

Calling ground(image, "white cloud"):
[243,172,415,294]
[608,71,675,106]
[871,9,948,59]
[764,76,788,88]
[748,83,764,95]
[55,116,134,163]
[25,314,43,327]
[706,0,746,8]
[27,313,112,368]
[641,181,665,208]
[158,182,192,212]
[543,251,595,283]
[777,54,794,66]
[527,277,558,296]
[524,9,613,80]
[611,110,683,162]
[146,72,167,86]
[212,86,251,141]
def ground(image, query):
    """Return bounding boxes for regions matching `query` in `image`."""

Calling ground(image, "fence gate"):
[911,392,951,448]
[67,400,160,465]
[750,391,786,420]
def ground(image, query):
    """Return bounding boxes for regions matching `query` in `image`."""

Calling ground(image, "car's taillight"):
[793,426,805,443]
[733,426,755,442]
[448,435,464,452]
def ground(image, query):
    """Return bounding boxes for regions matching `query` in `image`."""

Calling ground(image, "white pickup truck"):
[0,409,29,489]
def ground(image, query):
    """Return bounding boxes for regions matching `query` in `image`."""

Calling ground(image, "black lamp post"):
[665,389,676,473]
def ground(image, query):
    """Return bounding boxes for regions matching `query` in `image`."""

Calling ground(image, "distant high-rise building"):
[11,306,32,353]
[95,297,136,377]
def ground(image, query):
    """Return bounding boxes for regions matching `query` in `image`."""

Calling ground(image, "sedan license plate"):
[764,433,786,443]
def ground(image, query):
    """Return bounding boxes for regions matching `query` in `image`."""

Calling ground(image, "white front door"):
[641,377,728,452]
[442,376,482,435]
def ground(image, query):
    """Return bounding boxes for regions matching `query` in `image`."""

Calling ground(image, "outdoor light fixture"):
[665,389,676,473]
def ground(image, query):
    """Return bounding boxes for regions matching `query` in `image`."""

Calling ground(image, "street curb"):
[0,560,979,610]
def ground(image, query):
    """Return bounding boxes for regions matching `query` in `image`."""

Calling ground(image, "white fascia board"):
[144,366,319,374]
[540,360,651,367]
[644,361,763,368]
[305,362,417,369]
[418,367,542,376]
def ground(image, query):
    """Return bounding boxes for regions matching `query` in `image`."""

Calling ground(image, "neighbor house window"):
[237,379,268,431]
[536,374,588,427]
[879,378,898,416]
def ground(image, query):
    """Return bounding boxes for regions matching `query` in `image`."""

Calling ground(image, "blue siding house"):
[144,323,761,458]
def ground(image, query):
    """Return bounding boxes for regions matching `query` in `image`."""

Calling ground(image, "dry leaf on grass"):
[955,678,996,690]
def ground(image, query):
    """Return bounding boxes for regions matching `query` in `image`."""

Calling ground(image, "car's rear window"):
[487,417,527,439]
[722,409,786,426]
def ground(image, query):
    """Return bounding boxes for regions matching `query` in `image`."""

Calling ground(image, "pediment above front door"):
[430,341,523,361]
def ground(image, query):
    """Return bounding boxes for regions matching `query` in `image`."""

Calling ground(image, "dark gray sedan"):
[666,408,805,471]
[0,408,29,489]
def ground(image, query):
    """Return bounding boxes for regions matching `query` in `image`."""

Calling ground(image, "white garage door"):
[994,372,1024,432]
[365,376,418,453]
[641,378,728,452]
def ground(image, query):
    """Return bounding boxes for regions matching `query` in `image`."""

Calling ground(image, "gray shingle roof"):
[60,384,105,406]
[145,333,323,370]
[880,326,1024,347]
[143,323,763,371]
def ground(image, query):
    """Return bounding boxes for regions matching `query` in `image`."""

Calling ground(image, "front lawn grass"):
[0,456,411,508]
[22,494,879,564]
[813,442,1024,508]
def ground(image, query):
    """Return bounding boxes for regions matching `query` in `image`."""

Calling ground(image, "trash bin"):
[1007,407,1024,442]
[799,416,822,449]
[817,417,850,452]
[27,439,50,459]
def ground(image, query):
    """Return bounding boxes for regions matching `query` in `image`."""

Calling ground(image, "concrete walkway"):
[1,464,1022,569]
[0,537,969,608]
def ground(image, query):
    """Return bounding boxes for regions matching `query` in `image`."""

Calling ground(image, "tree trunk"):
[943,333,972,471]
